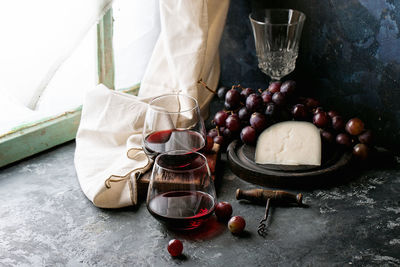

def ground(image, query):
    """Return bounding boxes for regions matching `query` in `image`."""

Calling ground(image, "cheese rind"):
[255,121,321,166]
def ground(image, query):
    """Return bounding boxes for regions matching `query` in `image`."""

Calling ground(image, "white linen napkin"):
[75,84,154,208]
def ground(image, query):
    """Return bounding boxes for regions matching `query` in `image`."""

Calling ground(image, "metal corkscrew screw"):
[236,188,303,237]
[257,197,271,236]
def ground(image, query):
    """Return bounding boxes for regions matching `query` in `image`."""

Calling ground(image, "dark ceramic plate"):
[227,140,353,188]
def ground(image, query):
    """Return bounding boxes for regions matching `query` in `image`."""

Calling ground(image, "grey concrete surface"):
[0,141,399,266]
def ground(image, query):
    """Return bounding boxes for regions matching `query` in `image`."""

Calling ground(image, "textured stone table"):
[0,141,399,266]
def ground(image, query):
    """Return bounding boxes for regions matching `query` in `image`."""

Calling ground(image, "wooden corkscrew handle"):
[236,188,303,205]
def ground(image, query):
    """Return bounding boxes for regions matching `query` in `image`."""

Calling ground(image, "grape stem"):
[198,79,216,94]
[232,84,244,90]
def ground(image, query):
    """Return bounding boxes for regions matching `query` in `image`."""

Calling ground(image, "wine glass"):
[249,9,306,81]
[146,150,216,230]
[142,94,206,159]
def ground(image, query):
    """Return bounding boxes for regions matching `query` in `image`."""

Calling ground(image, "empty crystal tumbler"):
[249,9,306,81]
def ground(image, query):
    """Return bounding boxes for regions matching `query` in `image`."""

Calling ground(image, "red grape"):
[358,130,373,145]
[272,92,286,106]
[226,114,241,132]
[215,202,233,221]
[167,239,183,257]
[304,98,320,110]
[222,127,234,141]
[213,111,228,127]
[246,93,263,113]
[217,86,229,100]
[225,89,241,110]
[228,216,246,234]
[268,81,282,93]
[280,80,296,96]
[207,128,218,138]
[353,143,369,160]
[328,110,339,118]
[261,90,273,104]
[265,103,279,121]
[332,116,345,131]
[313,107,324,114]
[238,107,251,122]
[213,135,224,146]
[313,112,330,128]
[346,118,364,135]
[292,104,308,120]
[321,130,335,143]
[240,126,257,145]
[250,112,267,132]
[240,87,254,102]
[224,101,232,110]
[336,133,352,147]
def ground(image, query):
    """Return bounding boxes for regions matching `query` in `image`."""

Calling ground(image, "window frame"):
[0,8,137,168]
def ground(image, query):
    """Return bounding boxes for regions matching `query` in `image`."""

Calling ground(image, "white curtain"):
[0,0,112,134]
[113,0,161,89]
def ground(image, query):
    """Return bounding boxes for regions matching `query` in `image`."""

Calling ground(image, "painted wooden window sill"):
[0,85,139,168]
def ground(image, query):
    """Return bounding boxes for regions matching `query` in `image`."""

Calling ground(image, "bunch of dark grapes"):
[322,114,372,160]
[208,81,374,160]
[209,81,296,148]
[298,98,373,160]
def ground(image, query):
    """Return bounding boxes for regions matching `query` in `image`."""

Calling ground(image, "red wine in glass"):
[146,150,216,230]
[144,129,205,158]
[147,190,215,230]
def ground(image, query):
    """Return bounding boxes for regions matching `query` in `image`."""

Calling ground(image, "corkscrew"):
[236,188,303,237]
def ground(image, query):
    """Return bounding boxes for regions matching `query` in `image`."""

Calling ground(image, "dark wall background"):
[219,0,400,151]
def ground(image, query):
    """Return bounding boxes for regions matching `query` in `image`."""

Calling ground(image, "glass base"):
[258,51,297,81]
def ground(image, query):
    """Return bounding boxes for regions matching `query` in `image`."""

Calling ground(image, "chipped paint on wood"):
[97,8,114,90]
[0,107,82,140]
[0,108,82,167]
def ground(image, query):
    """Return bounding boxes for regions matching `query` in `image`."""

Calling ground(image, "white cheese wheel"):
[255,121,321,166]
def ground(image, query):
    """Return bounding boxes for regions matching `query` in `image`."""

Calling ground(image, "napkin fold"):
[75,84,153,208]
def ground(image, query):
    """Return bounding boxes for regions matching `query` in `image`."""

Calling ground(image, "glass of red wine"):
[146,150,216,230]
[142,94,206,159]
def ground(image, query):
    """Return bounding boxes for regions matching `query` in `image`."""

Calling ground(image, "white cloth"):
[75,0,230,208]
[75,84,153,208]
[139,0,230,118]
[0,0,113,110]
